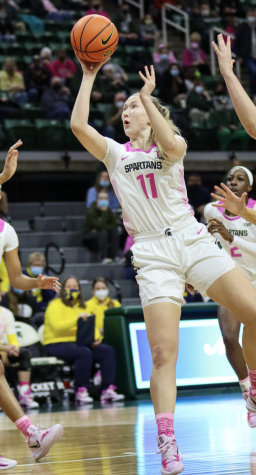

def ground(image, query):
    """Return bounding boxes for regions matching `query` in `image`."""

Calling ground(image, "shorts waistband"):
[134,220,197,243]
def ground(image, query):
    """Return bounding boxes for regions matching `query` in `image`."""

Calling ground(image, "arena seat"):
[4,119,37,151]
[35,119,65,151]
[43,202,85,216]
[18,231,82,248]
[9,202,43,220]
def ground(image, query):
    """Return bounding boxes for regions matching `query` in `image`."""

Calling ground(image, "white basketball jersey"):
[103,138,196,236]
[204,199,256,282]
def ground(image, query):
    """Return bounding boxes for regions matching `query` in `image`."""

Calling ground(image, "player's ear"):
[248,185,253,193]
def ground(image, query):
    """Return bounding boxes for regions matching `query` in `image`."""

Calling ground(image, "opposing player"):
[0,140,63,469]
[71,60,256,475]
[204,166,256,426]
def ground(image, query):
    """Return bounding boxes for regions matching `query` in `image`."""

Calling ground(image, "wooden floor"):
[1,392,256,474]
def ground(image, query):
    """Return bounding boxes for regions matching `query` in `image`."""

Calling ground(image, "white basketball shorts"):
[132,222,236,308]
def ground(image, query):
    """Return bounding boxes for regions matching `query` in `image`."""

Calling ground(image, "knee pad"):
[18,348,32,372]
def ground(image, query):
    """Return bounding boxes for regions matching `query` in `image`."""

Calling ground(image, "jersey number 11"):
[137,173,158,199]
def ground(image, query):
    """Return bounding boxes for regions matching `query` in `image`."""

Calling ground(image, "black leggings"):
[7,348,32,371]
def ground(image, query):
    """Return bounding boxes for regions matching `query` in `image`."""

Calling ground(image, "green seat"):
[6,43,24,57]
[16,31,34,45]
[25,42,44,55]
[57,31,71,42]
[0,43,10,54]
[124,45,146,54]
[23,103,46,120]
[35,119,65,151]
[4,119,37,151]
[64,120,84,151]
[97,103,113,116]
[16,55,31,71]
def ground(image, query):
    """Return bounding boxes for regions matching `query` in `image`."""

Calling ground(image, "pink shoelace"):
[157,438,180,463]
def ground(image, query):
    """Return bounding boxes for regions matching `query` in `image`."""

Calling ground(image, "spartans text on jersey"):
[125,161,163,173]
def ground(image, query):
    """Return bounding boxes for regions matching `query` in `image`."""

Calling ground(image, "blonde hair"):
[132,93,182,160]
[27,252,46,267]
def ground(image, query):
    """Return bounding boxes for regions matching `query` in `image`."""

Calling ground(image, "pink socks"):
[156,413,174,437]
[249,369,256,397]
[15,416,31,437]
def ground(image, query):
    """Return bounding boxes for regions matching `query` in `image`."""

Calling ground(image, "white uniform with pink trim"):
[103,138,235,307]
[0,219,19,257]
[204,199,256,285]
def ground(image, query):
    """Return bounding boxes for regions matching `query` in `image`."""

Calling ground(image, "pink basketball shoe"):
[246,393,256,428]
[0,456,17,470]
[27,424,63,461]
[157,434,184,475]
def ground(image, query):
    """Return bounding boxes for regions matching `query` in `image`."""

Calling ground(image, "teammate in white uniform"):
[71,60,256,475]
[204,166,256,427]
[0,141,63,470]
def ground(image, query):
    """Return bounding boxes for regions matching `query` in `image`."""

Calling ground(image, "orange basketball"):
[70,14,119,63]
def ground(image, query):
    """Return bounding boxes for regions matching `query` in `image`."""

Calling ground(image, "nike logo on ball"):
[102,27,114,46]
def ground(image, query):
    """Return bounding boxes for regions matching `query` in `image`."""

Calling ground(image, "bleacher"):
[9,201,140,306]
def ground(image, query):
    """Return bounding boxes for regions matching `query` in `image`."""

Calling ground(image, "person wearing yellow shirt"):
[0,257,10,293]
[44,275,124,404]
[86,276,121,340]
[0,58,28,105]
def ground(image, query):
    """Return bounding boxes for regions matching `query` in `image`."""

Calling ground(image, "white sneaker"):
[18,385,39,409]
[157,434,184,475]
[75,387,94,404]
[0,456,17,470]
[27,424,63,461]
[93,370,102,386]
[100,385,125,402]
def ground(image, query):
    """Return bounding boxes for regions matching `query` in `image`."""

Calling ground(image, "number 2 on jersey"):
[137,173,158,199]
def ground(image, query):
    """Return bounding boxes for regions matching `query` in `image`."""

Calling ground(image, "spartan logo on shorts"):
[215,239,222,249]
[165,228,172,237]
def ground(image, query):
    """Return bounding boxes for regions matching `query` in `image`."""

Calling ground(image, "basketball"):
[70,14,119,63]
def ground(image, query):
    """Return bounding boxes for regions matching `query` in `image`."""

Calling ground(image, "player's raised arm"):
[139,65,186,161]
[70,59,108,161]
[212,34,256,139]
[211,183,256,225]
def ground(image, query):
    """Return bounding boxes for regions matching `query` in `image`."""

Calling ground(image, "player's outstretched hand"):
[37,274,61,293]
[75,54,109,76]
[212,34,235,78]
[211,182,247,216]
[139,65,156,98]
[0,140,23,185]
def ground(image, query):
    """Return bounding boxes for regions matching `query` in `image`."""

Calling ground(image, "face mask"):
[99,180,110,187]
[95,289,109,301]
[30,266,44,276]
[65,289,80,301]
[53,83,62,92]
[116,101,125,108]
[98,199,109,207]
[247,16,256,24]
[201,9,210,15]
[13,288,25,295]
[145,19,153,25]
[195,85,204,94]
[161,53,169,61]
[170,69,179,76]
[191,42,199,49]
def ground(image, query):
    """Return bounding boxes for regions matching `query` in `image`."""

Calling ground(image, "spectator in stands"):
[1,286,38,324]
[187,173,211,222]
[23,252,55,326]
[101,61,128,82]
[86,277,121,340]
[113,2,138,45]
[0,261,9,294]
[86,170,119,211]
[182,32,210,75]
[0,303,39,408]
[0,58,28,105]
[158,63,188,108]
[0,3,16,42]
[24,55,51,103]
[234,9,256,95]
[71,0,90,10]
[101,63,130,100]
[208,106,250,151]
[154,46,172,77]
[103,92,128,143]
[44,276,124,403]
[83,190,119,264]
[153,42,177,65]
[184,66,199,93]
[27,0,73,22]
[41,76,74,123]
[40,47,52,72]
[187,79,213,126]
[224,15,237,48]
[140,13,158,46]
[212,82,233,110]
[85,0,110,18]
[49,48,77,87]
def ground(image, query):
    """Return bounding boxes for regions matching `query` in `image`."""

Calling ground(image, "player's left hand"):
[211,182,247,216]
[212,34,235,78]
[0,140,23,185]
[208,218,234,242]
[36,274,61,293]
[139,65,156,98]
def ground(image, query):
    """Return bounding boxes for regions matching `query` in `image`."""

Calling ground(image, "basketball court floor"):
[1,391,256,474]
